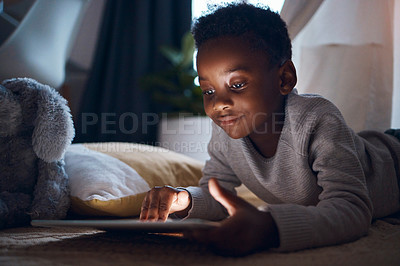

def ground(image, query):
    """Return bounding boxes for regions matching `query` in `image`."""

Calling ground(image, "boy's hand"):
[140,186,191,221]
[185,178,279,256]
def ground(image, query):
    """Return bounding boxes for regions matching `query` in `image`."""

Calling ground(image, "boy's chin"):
[221,127,248,139]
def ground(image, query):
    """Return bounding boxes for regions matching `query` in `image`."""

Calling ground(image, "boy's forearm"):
[261,211,280,248]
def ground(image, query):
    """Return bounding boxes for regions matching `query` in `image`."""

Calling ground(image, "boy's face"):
[197,36,289,139]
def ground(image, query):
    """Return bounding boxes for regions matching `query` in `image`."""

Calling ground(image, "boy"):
[140,3,400,255]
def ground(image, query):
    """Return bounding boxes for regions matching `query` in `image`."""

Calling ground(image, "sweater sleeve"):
[184,123,242,221]
[267,111,373,252]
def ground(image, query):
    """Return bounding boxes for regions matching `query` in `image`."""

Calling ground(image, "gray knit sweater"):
[184,89,400,252]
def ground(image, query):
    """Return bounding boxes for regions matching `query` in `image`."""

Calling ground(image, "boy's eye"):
[202,89,215,96]
[230,83,246,90]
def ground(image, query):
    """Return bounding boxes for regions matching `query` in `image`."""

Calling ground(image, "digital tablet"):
[31,218,220,233]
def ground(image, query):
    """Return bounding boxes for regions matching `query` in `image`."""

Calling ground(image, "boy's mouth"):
[217,115,242,126]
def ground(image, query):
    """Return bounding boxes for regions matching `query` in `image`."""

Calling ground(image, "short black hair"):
[191,3,292,67]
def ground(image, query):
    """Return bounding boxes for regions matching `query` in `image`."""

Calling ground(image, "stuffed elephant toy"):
[0,78,74,228]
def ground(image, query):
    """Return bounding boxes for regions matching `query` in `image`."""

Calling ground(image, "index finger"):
[139,190,153,220]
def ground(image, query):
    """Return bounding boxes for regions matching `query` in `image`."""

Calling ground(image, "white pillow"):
[65,144,150,216]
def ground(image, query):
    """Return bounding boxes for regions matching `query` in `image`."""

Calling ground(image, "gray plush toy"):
[0,78,74,228]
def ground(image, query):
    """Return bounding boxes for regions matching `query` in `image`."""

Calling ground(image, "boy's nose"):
[212,90,233,111]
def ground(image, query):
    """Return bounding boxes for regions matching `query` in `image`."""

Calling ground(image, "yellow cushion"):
[70,194,148,217]
[66,142,204,217]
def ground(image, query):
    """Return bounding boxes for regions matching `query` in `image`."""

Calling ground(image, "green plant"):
[140,32,204,115]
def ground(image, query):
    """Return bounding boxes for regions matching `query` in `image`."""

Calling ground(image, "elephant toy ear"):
[32,83,75,162]
[0,84,23,136]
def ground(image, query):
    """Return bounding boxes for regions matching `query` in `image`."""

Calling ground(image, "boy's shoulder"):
[287,89,342,117]
[284,89,347,137]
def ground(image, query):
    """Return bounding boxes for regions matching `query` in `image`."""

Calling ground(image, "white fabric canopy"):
[281,0,398,132]
[392,0,400,128]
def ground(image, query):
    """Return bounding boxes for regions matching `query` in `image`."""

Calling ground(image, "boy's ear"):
[279,60,297,95]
